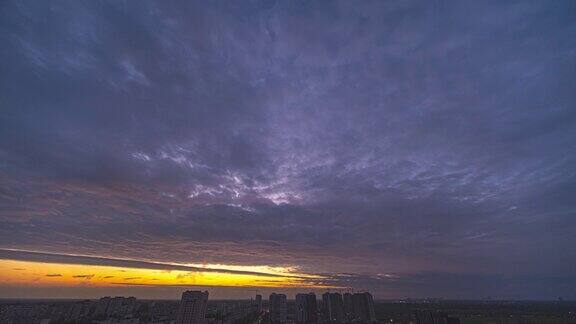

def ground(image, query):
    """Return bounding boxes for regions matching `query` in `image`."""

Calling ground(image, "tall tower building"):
[255,294,263,312]
[269,293,287,324]
[352,292,376,323]
[343,293,353,319]
[176,290,209,324]
[322,292,345,323]
[296,293,318,323]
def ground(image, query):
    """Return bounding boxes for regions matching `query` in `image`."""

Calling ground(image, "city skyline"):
[1,1,576,301]
[2,291,573,323]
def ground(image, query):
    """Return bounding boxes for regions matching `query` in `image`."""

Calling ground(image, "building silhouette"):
[92,296,136,317]
[322,292,345,323]
[351,292,376,323]
[343,293,354,320]
[255,294,263,312]
[414,310,461,324]
[176,290,209,324]
[296,293,318,323]
[269,293,288,324]
[94,297,111,316]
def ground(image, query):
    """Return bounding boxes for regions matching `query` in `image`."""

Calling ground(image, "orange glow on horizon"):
[0,259,337,289]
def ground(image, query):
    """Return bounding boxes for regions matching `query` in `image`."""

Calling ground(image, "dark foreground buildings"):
[322,292,345,323]
[176,290,209,324]
[255,294,263,312]
[296,293,318,324]
[0,292,576,324]
[269,293,288,324]
[351,292,376,323]
[323,292,376,324]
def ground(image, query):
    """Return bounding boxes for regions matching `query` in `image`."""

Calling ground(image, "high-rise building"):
[296,293,318,323]
[120,297,137,316]
[352,292,376,323]
[68,300,91,320]
[343,293,353,319]
[255,294,263,312]
[94,297,111,316]
[322,292,345,323]
[107,297,125,316]
[94,296,136,317]
[176,290,209,324]
[269,293,287,324]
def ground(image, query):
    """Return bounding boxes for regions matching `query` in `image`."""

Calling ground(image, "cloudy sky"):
[1,0,575,300]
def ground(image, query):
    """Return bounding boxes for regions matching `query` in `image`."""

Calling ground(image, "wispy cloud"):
[72,274,95,279]
[0,0,575,299]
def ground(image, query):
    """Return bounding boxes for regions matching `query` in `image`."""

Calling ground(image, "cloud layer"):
[1,0,575,299]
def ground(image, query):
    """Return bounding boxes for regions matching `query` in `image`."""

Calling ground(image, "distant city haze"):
[1,0,575,300]
[5,290,573,323]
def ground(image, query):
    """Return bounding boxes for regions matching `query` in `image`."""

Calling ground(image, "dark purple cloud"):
[1,0,575,299]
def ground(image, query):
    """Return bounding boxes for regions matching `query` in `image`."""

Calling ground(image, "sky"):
[0,0,575,300]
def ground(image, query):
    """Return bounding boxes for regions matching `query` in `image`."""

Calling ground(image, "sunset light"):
[0,259,334,289]
[1,2,575,323]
